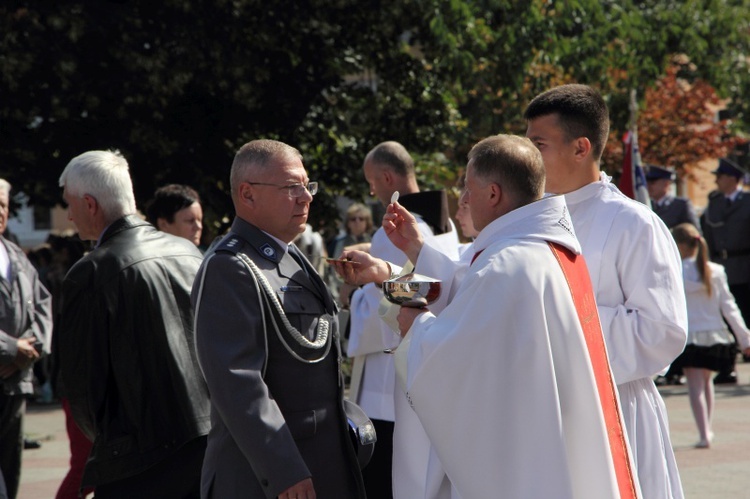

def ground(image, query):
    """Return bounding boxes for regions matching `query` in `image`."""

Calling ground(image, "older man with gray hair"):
[58,150,209,498]
[0,178,52,499]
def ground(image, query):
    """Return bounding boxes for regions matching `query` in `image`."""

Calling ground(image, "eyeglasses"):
[348,216,367,222]
[246,181,318,197]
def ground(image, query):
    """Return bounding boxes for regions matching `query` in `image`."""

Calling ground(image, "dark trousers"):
[94,436,206,499]
[0,394,25,499]
[730,283,750,328]
[361,419,394,499]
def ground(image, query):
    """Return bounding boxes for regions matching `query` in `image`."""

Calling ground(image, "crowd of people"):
[0,82,749,499]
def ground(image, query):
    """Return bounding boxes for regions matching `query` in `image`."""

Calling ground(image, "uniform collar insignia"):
[259,243,278,261]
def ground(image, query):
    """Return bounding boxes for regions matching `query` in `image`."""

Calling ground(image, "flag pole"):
[622,89,651,207]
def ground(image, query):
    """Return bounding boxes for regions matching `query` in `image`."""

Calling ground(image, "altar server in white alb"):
[525,84,688,499]
[379,134,637,499]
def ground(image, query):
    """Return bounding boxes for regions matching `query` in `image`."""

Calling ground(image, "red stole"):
[548,242,638,499]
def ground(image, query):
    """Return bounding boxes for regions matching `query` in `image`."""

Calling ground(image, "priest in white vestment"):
[525,84,687,499]
[338,135,634,499]
[347,141,459,498]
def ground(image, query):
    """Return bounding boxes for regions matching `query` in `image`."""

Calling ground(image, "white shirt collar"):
[260,230,291,255]
[726,188,742,202]
[0,240,10,281]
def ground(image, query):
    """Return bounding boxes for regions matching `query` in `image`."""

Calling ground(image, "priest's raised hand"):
[382,201,424,264]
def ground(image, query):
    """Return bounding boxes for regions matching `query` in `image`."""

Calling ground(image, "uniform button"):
[261,479,269,487]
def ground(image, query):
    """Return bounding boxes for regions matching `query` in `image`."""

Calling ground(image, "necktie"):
[288,245,310,278]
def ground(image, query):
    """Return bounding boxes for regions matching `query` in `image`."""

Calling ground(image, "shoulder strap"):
[193,252,270,378]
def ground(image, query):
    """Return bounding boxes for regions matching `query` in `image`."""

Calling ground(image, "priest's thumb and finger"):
[383,202,424,263]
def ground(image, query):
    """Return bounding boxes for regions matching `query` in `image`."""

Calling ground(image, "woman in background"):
[146,184,203,247]
[332,203,374,258]
[672,223,750,448]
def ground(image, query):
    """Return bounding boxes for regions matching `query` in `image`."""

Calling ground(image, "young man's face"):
[647,178,671,201]
[715,173,740,195]
[525,113,579,194]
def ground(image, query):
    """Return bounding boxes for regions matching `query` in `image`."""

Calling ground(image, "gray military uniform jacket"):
[652,195,701,230]
[0,237,52,396]
[192,217,365,499]
[701,190,750,285]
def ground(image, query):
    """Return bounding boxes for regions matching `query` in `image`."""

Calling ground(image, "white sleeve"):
[596,215,688,384]
[716,266,750,350]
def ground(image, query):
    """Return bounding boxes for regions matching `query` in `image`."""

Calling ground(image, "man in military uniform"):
[646,164,701,230]
[191,139,366,499]
[701,157,750,383]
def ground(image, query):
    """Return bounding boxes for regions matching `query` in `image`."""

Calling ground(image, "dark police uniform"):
[646,165,701,230]
[192,217,365,499]
[702,190,750,318]
[701,158,750,379]
[652,196,700,230]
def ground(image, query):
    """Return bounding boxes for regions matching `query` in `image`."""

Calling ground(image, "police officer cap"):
[712,158,746,178]
[645,164,676,181]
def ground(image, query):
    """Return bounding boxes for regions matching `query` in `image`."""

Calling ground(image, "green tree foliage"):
[2,0,748,234]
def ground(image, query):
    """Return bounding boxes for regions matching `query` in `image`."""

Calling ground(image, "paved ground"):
[17,361,750,498]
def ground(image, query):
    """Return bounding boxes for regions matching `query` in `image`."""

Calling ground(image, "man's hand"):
[743,347,750,359]
[278,477,316,499]
[0,337,39,378]
[14,337,39,370]
[332,250,391,286]
[397,306,428,337]
[382,202,423,264]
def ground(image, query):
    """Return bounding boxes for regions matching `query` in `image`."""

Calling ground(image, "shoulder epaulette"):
[213,234,243,255]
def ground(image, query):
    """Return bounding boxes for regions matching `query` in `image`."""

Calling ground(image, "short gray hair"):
[0,179,11,195]
[230,139,303,198]
[468,135,545,207]
[59,150,137,222]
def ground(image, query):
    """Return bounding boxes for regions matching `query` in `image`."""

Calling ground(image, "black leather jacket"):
[59,216,210,486]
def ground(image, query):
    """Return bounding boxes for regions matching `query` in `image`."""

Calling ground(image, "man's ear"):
[238,183,254,206]
[573,137,592,160]
[487,182,503,207]
[83,194,99,215]
[156,217,169,230]
[382,169,394,186]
